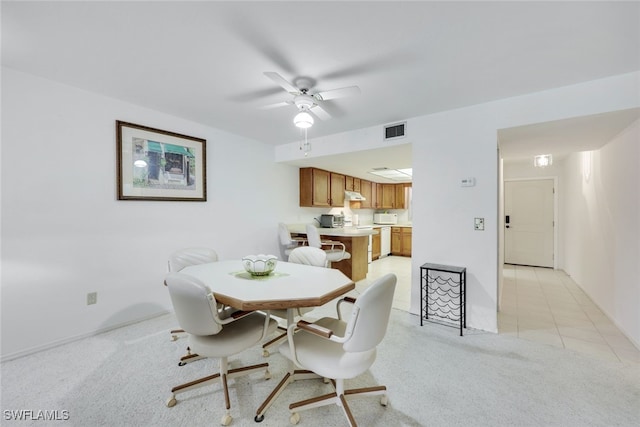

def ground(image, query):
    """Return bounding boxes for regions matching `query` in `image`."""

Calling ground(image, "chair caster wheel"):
[171,335,178,341]
[290,412,300,425]
[178,361,187,366]
[264,369,272,380]
[380,395,388,406]
[166,397,177,408]
[323,377,330,384]
[221,414,232,426]
[254,414,264,423]
[262,349,270,357]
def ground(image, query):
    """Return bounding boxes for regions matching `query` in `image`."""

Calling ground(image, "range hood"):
[345,190,366,201]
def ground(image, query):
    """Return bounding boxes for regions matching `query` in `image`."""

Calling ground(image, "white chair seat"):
[325,249,351,263]
[279,317,375,379]
[190,312,277,357]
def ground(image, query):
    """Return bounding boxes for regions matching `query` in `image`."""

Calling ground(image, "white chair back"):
[305,224,322,248]
[169,247,218,272]
[343,273,396,353]
[288,246,327,267]
[278,223,294,246]
[165,272,223,336]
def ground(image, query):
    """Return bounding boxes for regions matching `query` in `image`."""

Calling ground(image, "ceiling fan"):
[260,71,361,124]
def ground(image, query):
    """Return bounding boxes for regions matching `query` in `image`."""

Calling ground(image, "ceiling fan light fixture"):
[294,111,314,128]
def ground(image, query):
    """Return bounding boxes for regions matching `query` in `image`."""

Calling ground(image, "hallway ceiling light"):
[533,154,552,168]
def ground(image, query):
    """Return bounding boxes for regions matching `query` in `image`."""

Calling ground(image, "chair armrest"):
[296,320,334,339]
[336,295,356,320]
[218,308,255,324]
[229,310,254,319]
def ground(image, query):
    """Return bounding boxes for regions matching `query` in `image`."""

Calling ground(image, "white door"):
[504,179,554,267]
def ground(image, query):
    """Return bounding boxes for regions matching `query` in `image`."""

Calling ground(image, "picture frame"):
[116,120,206,201]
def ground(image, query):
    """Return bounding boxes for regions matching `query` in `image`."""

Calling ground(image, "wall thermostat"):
[461,177,476,187]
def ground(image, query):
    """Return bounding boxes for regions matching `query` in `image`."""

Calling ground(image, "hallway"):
[499,264,639,364]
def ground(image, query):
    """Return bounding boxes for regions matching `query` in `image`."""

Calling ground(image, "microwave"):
[319,214,345,228]
[374,213,398,225]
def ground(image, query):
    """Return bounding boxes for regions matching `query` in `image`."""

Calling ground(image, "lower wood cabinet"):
[391,227,412,257]
[372,232,381,260]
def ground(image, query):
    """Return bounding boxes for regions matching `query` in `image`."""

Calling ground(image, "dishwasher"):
[380,226,391,258]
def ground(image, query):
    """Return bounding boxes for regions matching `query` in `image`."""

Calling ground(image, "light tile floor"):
[354,255,412,312]
[499,264,640,364]
[358,258,640,364]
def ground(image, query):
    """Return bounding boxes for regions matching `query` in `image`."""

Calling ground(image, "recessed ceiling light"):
[368,167,412,181]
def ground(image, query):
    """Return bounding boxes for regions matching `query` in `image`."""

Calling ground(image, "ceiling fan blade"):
[259,100,294,110]
[310,104,331,120]
[314,86,361,101]
[264,72,300,95]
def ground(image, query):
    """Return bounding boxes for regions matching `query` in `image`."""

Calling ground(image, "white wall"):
[1,68,299,360]
[277,72,639,334]
[561,120,640,346]
[3,67,637,359]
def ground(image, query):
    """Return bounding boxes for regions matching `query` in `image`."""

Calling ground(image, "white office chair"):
[167,247,218,365]
[278,223,307,260]
[168,247,219,273]
[261,246,328,357]
[279,273,397,426]
[305,224,351,266]
[164,272,277,426]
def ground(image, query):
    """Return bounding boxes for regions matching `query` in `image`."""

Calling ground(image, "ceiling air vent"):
[384,121,406,140]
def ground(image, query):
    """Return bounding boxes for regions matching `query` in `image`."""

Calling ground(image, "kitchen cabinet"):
[299,168,345,207]
[379,184,395,209]
[394,183,412,209]
[372,232,381,260]
[391,227,412,257]
[299,168,330,207]
[359,180,372,209]
[330,173,346,207]
[345,176,361,192]
[395,184,405,209]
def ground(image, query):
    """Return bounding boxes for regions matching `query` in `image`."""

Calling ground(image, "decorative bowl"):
[242,254,278,276]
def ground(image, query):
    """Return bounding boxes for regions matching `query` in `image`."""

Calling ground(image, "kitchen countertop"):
[288,224,378,237]
[372,223,413,228]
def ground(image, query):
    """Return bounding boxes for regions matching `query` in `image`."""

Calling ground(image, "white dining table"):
[179,259,355,422]
[180,259,354,311]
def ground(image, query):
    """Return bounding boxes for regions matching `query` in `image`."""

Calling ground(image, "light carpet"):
[1,306,639,426]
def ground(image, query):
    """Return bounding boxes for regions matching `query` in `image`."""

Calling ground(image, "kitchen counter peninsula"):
[288,225,377,281]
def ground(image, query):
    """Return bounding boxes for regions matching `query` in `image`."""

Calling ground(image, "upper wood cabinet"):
[359,180,372,209]
[345,176,361,192]
[299,168,330,207]
[395,184,405,209]
[300,167,410,209]
[380,184,395,209]
[299,168,346,207]
[370,182,378,209]
[330,173,346,207]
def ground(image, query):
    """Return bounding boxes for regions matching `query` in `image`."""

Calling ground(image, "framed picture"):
[116,121,206,201]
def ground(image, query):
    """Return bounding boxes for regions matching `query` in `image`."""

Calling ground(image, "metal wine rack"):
[420,263,467,336]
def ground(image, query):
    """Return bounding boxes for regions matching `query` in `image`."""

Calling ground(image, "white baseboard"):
[0,310,170,363]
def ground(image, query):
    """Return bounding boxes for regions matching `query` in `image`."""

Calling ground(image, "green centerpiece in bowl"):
[242,254,278,276]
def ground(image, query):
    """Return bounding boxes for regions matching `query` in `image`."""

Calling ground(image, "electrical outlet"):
[87,292,97,305]
[474,218,485,231]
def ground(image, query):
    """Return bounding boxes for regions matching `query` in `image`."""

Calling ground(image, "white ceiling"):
[3,1,639,177]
